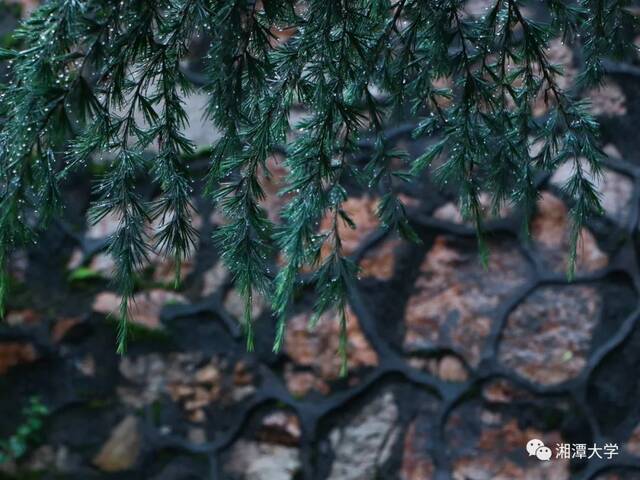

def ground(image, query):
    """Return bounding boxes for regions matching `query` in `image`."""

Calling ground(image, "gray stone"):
[225,440,300,480]
[93,415,141,472]
[328,392,400,480]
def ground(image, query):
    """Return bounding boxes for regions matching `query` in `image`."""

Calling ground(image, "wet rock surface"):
[93,415,141,472]
[499,285,601,385]
[531,192,609,274]
[403,235,530,366]
[283,308,378,396]
[446,400,571,480]
[326,391,399,480]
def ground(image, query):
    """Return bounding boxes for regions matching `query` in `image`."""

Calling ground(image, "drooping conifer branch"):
[0,0,636,362]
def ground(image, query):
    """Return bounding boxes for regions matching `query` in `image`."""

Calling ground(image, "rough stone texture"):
[433,193,513,224]
[404,235,530,366]
[225,441,300,480]
[550,160,634,226]
[224,288,266,321]
[257,412,302,447]
[482,379,535,404]
[284,308,378,395]
[117,353,256,416]
[408,355,469,382]
[360,237,401,280]
[281,195,398,279]
[93,415,141,472]
[400,421,436,480]
[499,285,600,385]
[201,261,229,296]
[327,392,399,480]
[446,405,570,480]
[399,395,440,480]
[320,195,380,259]
[532,193,609,273]
[588,79,627,117]
[93,289,187,330]
[283,367,330,397]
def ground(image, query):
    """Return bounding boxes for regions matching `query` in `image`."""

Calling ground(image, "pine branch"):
[0,0,634,362]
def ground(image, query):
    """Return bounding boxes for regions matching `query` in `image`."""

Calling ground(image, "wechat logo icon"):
[527,438,552,461]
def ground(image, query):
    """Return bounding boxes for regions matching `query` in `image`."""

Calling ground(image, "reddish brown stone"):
[446,405,569,480]
[118,353,256,411]
[532,193,608,274]
[401,422,435,480]
[151,257,197,285]
[438,356,468,382]
[482,379,535,404]
[360,238,401,280]
[93,289,187,330]
[51,317,82,343]
[284,307,378,394]
[278,195,392,274]
[0,342,38,375]
[188,409,206,424]
[407,355,468,383]
[233,361,254,386]
[319,195,380,259]
[404,236,530,366]
[283,368,330,398]
[195,364,221,385]
[499,285,600,385]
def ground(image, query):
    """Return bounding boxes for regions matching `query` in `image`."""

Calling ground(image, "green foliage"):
[0,0,636,366]
[67,266,103,283]
[0,397,49,465]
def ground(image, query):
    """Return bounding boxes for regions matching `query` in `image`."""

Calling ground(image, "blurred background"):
[2,1,640,479]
